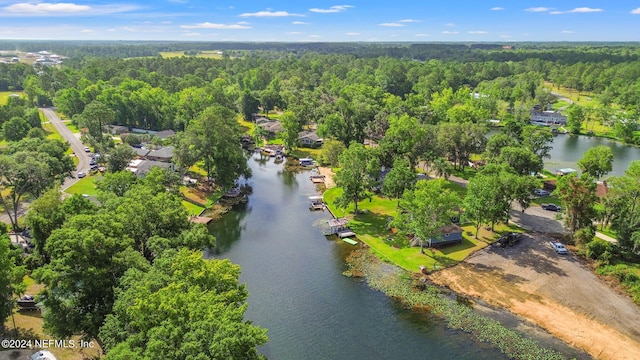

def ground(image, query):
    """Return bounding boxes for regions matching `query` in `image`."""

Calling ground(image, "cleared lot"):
[430,231,640,360]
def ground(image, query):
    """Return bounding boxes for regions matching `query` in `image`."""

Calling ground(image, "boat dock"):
[190,216,213,224]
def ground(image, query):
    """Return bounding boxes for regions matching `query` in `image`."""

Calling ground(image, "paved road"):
[41,107,90,190]
[0,108,88,225]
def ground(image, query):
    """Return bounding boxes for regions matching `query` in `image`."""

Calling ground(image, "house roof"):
[258,121,283,133]
[440,224,463,234]
[130,146,150,157]
[147,146,174,159]
[156,130,176,139]
[134,160,173,176]
[298,131,322,142]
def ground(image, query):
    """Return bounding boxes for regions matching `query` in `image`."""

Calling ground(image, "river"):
[205,155,583,359]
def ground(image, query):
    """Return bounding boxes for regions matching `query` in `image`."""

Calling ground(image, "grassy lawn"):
[323,185,505,272]
[289,147,322,159]
[0,90,23,105]
[4,276,102,360]
[543,82,598,107]
[238,117,255,133]
[64,176,99,196]
[41,121,63,141]
[451,166,477,180]
[182,200,205,216]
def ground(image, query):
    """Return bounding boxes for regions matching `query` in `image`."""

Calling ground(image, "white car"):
[77,172,86,178]
[550,241,568,254]
[84,146,90,152]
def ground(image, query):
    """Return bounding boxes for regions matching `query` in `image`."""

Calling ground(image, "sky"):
[0,1,639,42]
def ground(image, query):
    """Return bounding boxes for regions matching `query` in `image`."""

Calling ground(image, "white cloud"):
[500,34,512,38]
[237,21,249,25]
[568,7,602,13]
[2,2,138,16]
[551,7,603,15]
[345,32,360,35]
[562,30,574,33]
[468,30,488,34]
[309,34,321,38]
[239,11,303,17]
[379,22,404,27]
[184,32,201,36]
[292,21,309,25]
[161,21,172,24]
[442,31,459,34]
[108,28,116,32]
[5,2,90,13]
[398,19,420,23]
[309,5,353,13]
[525,7,550,12]
[632,8,640,14]
[445,22,456,27]
[491,7,504,11]
[181,22,250,29]
[286,31,302,35]
[414,33,429,37]
[80,29,94,33]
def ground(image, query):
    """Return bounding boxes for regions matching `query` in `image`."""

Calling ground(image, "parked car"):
[534,189,550,196]
[89,158,96,165]
[550,241,568,254]
[77,172,86,178]
[541,203,562,211]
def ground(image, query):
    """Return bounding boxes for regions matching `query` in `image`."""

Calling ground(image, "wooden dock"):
[190,216,213,224]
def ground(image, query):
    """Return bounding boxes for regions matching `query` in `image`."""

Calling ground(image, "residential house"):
[130,128,176,139]
[126,159,174,177]
[530,104,567,126]
[146,146,174,162]
[298,130,323,148]
[257,120,283,137]
[409,224,463,248]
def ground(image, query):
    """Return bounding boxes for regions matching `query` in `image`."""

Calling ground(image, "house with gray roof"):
[146,146,174,162]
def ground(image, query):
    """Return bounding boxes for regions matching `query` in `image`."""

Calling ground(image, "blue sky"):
[0,1,639,41]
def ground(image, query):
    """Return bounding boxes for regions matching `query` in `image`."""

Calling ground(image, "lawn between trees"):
[323,185,521,272]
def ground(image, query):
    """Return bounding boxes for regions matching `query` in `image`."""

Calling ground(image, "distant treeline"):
[1,40,639,64]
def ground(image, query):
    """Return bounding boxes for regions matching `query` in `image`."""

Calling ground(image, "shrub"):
[586,238,614,264]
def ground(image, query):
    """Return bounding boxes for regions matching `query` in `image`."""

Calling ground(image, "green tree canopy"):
[100,249,268,360]
[577,145,614,180]
[393,179,460,253]
[334,142,379,214]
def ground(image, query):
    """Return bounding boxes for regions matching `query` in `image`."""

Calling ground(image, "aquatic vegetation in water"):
[346,250,566,360]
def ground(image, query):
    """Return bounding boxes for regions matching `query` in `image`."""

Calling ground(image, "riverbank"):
[345,248,573,360]
[318,165,640,360]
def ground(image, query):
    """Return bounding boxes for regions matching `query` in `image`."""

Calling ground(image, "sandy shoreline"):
[318,165,640,359]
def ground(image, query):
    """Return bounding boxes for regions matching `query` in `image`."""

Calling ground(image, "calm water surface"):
[206,156,571,360]
[545,134,640,177]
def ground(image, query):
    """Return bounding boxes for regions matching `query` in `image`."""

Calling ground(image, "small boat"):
[342,238,358,245]
[310,174,325,183]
